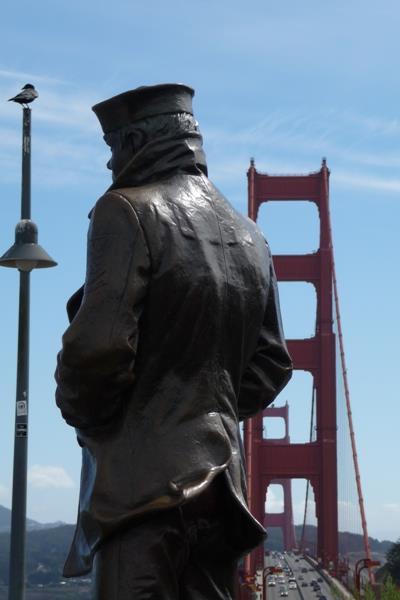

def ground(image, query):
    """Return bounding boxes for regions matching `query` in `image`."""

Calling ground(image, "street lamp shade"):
[0,219,57,272]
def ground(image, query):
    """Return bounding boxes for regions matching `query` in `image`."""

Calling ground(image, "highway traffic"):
[263,552,335,600]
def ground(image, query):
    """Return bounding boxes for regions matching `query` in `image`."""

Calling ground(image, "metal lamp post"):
[0,91,56,600]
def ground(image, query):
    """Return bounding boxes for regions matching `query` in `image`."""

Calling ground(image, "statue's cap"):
[92,83,195,134]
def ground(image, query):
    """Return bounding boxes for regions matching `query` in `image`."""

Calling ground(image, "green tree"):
[381,576,400,600]
[363,577,400,600]
[364,584,376,600]
[386,540,400,585]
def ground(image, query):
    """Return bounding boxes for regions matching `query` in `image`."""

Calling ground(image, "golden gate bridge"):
[237,159,377,599]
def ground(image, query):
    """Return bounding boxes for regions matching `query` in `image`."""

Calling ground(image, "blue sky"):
[0,0,399,542]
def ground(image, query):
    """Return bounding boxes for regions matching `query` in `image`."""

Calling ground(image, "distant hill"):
[0,505,65,534]
[0,524,75,585]
[0,512,395,586]
[265,524,394,556]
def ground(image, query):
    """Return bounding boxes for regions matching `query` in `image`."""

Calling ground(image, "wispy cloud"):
[342,111,400,137]
[338,500,357,508]
[264,488,284,512]
[292,499,317,523]
[1,69,399,196]
[0,89,98,133]
[207,109,400,165]
[0,68,108,189]
[206,107,400,197]
[28,465,75,489]
[0,68,68,86]
[335,172,400,193]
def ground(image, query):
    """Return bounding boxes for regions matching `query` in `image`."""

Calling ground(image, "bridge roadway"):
[263,552,335,600]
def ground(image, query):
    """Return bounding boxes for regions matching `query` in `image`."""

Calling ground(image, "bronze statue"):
[55,83,292,599]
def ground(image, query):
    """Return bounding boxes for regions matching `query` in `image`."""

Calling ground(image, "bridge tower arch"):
[263,404,297,551]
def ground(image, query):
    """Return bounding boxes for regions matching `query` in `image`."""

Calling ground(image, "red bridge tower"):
[244,159,338,574]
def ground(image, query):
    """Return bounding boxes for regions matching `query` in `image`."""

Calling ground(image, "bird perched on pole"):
[8,84,39,108]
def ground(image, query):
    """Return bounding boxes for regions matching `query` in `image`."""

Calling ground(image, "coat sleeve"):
[55,191,150,432]
[238,253,292,420]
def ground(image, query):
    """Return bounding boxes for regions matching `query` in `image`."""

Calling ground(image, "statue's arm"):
[55,192,150,433]
[237,258,292,421]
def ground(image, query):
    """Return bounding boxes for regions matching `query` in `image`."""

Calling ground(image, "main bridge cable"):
[322,160,374,584]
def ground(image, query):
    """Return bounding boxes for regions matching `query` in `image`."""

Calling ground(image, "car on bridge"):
[279,587,289,597]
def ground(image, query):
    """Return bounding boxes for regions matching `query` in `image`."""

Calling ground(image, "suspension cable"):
[324,169,373,584]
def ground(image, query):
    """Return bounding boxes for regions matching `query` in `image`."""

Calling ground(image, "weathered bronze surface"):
[55,83,292,598]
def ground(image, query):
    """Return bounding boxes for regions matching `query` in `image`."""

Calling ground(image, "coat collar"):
[107,131,207,190]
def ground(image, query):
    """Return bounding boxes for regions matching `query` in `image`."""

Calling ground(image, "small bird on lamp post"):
[8,84,39,108]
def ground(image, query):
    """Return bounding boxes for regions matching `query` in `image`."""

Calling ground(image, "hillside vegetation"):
[0,510,394,588]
